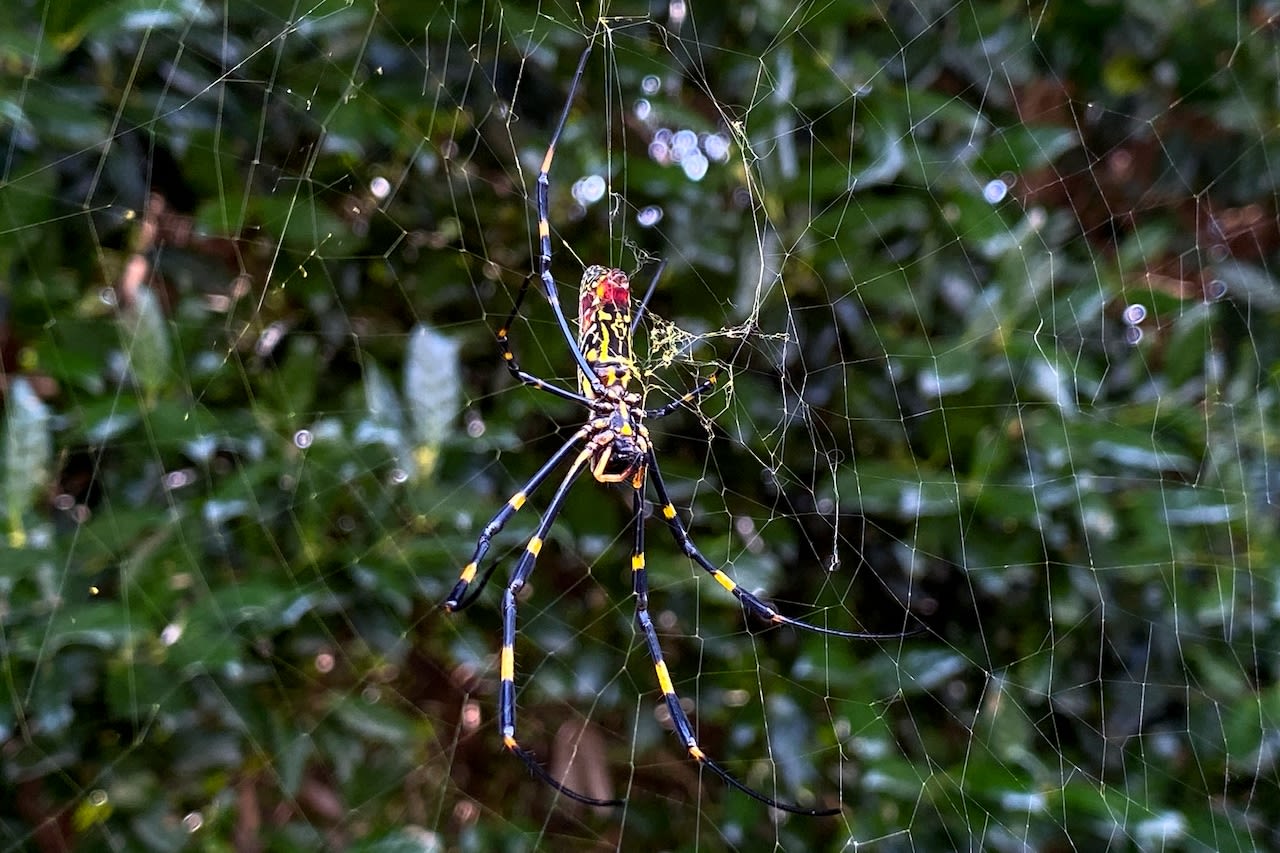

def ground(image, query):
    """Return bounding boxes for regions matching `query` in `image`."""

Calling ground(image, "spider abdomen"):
[578,265,636,396]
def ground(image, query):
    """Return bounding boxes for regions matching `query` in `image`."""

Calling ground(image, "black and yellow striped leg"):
[497,275,598,408]
[498,447,624,807]
[630,491,840,816]
[644,374,718,421]
[444,427,591,612]
[534,44,607,397]
[646,449,910,640]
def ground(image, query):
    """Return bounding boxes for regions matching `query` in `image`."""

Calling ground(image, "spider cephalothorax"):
[583,388,649,487]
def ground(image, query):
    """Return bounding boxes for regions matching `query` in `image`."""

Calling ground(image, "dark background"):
[2,1,1277,850]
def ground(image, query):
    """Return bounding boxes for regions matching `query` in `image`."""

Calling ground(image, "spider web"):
[2,0,1278,849]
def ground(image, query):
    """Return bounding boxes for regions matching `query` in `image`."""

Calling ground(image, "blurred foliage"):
[2,0,1279,850]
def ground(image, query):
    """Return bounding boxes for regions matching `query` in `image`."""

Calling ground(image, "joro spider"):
[444,43,903,816]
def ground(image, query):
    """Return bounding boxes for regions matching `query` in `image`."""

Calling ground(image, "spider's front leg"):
[531,44,607,397]
[495,275,598,409]
[644,373,718,421]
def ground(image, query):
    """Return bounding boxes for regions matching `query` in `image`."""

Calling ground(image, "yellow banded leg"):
[628,483,838,816]
[444,428,589,611]
[530,43,606,395]
[496,274,598,408]
[645,373,719,421]
[493,448,620,807]
[644,447,908,641]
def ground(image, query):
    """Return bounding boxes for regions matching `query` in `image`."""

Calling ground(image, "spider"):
[444,43,904,816]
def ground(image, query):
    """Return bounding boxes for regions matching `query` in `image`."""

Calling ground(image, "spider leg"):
[630,259,666,336]
[535,44,607,397]
[644,374,718,420]
[646,449,912,640]
[630,490,839,816]
[444,426,591,612]
[495,275,600,408]
[625,259,718,421]
[499,445,624,808]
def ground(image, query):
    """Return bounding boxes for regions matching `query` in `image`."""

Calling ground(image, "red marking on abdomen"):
[580,268,631,328]
[600,268,630,306]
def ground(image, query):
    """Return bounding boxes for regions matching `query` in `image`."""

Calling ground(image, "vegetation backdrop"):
[2,1,1278,850]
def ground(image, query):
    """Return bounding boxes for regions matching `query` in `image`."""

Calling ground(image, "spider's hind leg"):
[444,426,590,611]
[494,445,624,808]
[628,489,841,816]
[645,448,913,640]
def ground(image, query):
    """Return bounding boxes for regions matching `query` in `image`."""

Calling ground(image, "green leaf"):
[897,649,969,695]
[404,322,462,481]
[4,377,52,546]
[118,287,173,403]
[358,357,409,476]
[836,458,964,519]
[21,601,146,657]
[331,694,421,748]
[348,829,444,853]
[977,125,1079,176]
